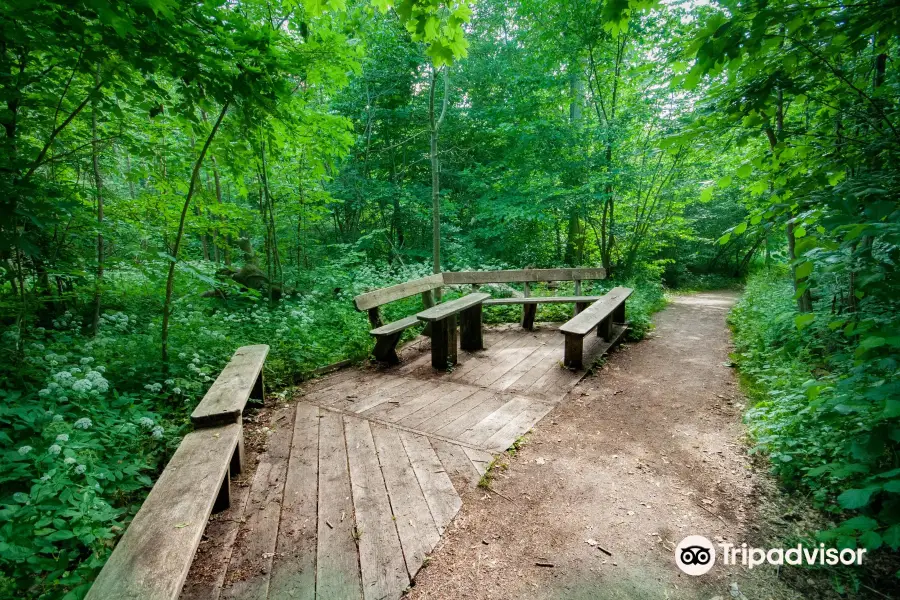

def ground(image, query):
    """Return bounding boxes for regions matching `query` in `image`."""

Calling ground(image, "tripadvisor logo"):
[675,535,867,575]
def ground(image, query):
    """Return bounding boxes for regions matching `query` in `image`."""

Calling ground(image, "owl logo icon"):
[675,535,716,575]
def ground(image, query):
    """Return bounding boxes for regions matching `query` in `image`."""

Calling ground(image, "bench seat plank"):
[370,315,421,336]
[416,293,490,322]
[559,287,633,336]
[86,424,242,600]
[191,345,269,427]
[483,295,602,305]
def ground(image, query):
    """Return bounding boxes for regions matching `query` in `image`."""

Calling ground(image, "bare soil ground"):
[403,292,858,600]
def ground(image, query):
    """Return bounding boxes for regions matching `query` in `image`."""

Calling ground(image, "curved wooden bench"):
[353,274,444,364]
[86,344,269,600]
[559,286,633,369]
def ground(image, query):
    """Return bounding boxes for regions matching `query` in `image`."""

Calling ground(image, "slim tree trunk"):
[429,66,449,298]
[161,102,229,364]
[90,67,104,336]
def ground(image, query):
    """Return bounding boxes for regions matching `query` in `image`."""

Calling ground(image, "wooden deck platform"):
[181,323,622,600]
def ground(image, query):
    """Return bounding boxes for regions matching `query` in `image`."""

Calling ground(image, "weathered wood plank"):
[399,432,462,535]
[269,403,319,600]
[325,375,409,412]
[473,335,544,388]
[455,334,533,385]
[430,313,458,370]
[349,378,433,414]
[559,286,633,336]
[344,417,409,600]
[463,447,495,476]
[86,425,241,600]
[191,345,269,427]
[221,406,295,600]
[370,315,420,336]
[429,390,505,439]
[354,273,444,311]
[431,440,481,491]
[371,426,440,578]
[447,329,519,381]
[482,295,602,305]
[459,303,484,351]
[396,384,479,429]
[416,293,490,322]
[361,380,447,422]
[488,341,558,392]
[458,396,533,447]
[442,268,606,285]
[481,402,554,452]
[316,412,363,600]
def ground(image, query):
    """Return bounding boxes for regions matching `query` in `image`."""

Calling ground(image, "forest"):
[0,0,898,597]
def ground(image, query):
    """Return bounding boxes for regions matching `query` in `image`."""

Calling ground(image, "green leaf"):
[883,480,900,493]
[837,487,880,510]
[795,261,813,279]
[717,175,732,188]
[734,221,747,235]
[700,187,713,202]
[883,525,900,551]
[859,531,882,550]
[736,164,752,178]
[795,313,815,330]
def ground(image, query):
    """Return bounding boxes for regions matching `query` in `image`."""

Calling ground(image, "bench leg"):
[613,300,626,324]
[574,301,589,316]
[598,315,614,341]
[460,304,484,351]
[564,333,585,370]
[521,304,537,330]
[251,370,264,403]
[213,468,232,513]
[431,315,458,370]
[373,332,402,365]
[231,428,245,477]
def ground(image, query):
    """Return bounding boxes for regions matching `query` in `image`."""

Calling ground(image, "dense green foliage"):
[0,0,897,595]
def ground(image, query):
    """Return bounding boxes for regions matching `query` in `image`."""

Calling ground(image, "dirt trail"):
[406,291,802,600]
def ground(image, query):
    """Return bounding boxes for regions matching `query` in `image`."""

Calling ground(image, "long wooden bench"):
[86,344,269,600]
[417,292,490,369]
[559,286,633,369]
[443,268,607,329]
[353,273,443,364]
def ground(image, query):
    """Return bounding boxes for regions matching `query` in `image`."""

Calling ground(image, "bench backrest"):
[353,273,444,311]
[442,268,606,285]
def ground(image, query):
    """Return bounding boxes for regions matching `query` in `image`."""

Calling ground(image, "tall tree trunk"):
[161,103,229,365]
[429,66,449,297]
[564,63,584,266]
[90,67,104,336]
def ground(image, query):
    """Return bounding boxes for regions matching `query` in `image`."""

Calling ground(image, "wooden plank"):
[361,380,448,422]
[221,405,295,600]
[455,334,533,385]
[483,295,602,305]
[400,432,462,535]
[458,396,533,447]
[396,384,479,429]
[481,402,554,451]
[344,417,409,600]
[316,412,363,600]
[370,315,420,336]
[459,303,484,351]
[269,404,319,600]
[416,293,490,322]
[325,375,409,411]
[463,447,494,476]
[354,273,444,311]
[86,425,241,600]
[431,440,481,490]
[191,345,269,427]
[564,333,584,370]
[429,390,506,439]
[371,426,441,578]
[447,329,519,381]
[473,336,544,388]
[349,378,433,414]
[559,286,633,336]
[488,341,558,392]
[442,268,606,285]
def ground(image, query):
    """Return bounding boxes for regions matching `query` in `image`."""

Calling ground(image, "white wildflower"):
[48,444,61,455]
[64,457,76,465]
[18,446,33,455]
[56,434,69,442]
[74,464,86,475]
[138,417,154,429]
[151,426,164,440]
[74,418,92,430]
[38,388,50,397]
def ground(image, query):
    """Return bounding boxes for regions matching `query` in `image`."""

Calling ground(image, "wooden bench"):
[353,273,444,364]
[559,286,633,370]
[86,344,269,600]
[417,292,490,369]
[443,268,607,329]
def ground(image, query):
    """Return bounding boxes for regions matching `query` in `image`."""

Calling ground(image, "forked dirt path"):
[406,291,802,600]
